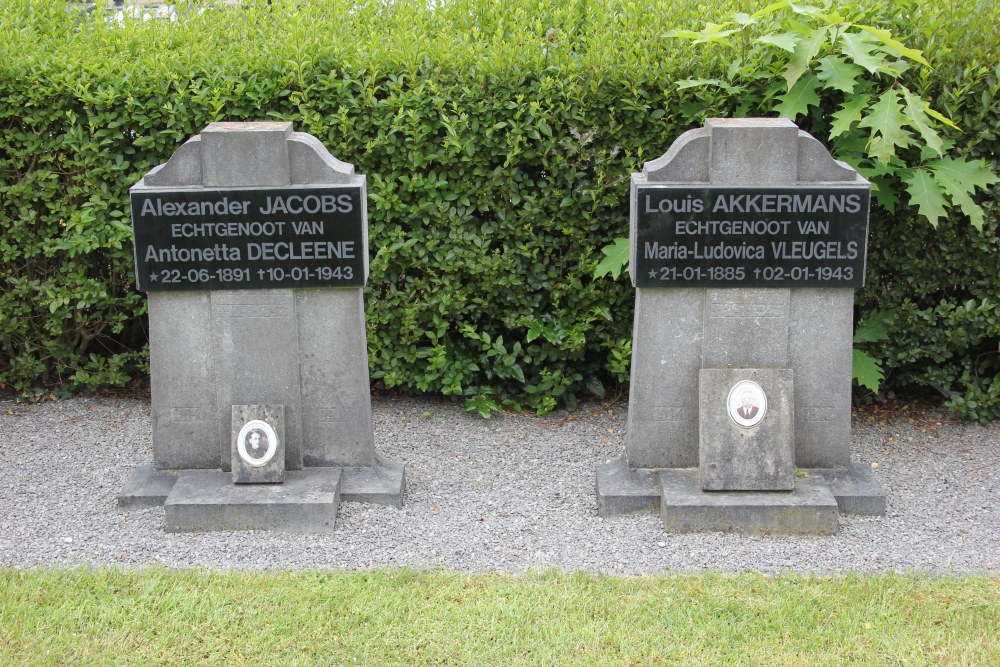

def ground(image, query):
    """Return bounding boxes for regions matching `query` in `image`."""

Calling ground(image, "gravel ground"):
[0,394,996,574]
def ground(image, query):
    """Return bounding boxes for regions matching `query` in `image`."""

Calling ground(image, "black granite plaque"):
[131,185,365,291]
[634,185,869,288]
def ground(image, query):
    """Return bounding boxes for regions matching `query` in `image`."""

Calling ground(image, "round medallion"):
[237,419,278,467]
[727,380,767,428]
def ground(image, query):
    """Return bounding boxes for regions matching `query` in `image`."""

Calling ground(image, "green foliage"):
[3,0,700,413]
[593,0,1000,420]
[1,0,998,419]
[593,236,630,280]
[665,0,997,227]
[852,310,891,392]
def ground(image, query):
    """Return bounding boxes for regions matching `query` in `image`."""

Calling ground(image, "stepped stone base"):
[118,465,179,509]
[597,460,886,534]
[658,468,839,535]
[118,457,405,533]
[164,469,341,533]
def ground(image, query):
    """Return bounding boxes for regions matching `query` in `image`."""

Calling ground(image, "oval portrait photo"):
[237,419,279,467]
[727,380,767,428]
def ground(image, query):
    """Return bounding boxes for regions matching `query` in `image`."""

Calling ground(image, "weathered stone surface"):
[340,454,406,507]
[788,288,854,467]
[143,135,202,187]
[699,368,795,491]
[624,288,702,469]
[706,117,799,185]
[117,465,178,509]
[212,291,302,471]
[231,405,286,484]
[796,132,859,182]
[595,455,661,516]
[164,468,341,533]
[148,291,216,470]
[807,463,887,516]
[659,468,839,535]
[701,289,789,369]
[297,289,375,468]
[201,121,292,187]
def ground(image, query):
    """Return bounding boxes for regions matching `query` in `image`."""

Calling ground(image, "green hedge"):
[1,0,998,419]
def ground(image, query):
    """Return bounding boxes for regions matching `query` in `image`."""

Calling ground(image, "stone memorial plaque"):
[131,185,365,291]
[232,405,285,484]
[634,185,869,288]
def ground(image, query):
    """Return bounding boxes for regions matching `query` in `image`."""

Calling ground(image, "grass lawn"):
[1,568,996,665]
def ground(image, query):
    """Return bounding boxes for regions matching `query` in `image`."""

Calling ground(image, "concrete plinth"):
[117,465,179,509]
[659,469,839,535]
[164,468,342,533]
[808,463,887,515]
[595,455,661,516]
[340,454,406,507]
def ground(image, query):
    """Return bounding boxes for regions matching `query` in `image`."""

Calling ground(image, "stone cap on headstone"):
[141,121,361,188]
[639,118,864,185]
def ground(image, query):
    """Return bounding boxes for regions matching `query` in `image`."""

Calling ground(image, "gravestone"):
[118,121,404,532]
[596,118,886,534]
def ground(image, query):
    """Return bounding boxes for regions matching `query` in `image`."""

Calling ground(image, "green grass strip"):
[1,568,996,665]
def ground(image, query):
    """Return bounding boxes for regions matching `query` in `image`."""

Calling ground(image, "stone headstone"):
[118,122,404,531]
[596,118,886,534]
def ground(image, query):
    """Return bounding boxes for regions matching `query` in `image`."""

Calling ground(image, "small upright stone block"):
[699,368,794,491]
[232,405,285,484]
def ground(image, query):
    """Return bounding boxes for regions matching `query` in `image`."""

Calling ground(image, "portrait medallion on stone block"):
[231,405,285,484]
[700,369,793,491]
[727,380,767,428]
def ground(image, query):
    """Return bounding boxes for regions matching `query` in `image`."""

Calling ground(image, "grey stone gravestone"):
[118,122,404,532]
[596,118,886,534]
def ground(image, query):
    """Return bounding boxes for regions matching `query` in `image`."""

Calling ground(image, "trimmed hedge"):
[1,0,998,419]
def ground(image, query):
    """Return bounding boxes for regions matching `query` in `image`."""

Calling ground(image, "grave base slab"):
[117,465,179,509]
[659,468,839,535]
[595,455,661,516]
[118,457,406,513]
[164,468,341,533]
[340,454,406,507]
[805,463,887,516]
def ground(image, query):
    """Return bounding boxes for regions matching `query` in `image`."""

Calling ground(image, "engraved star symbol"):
[149,272,158,283]
[648,269,658,279]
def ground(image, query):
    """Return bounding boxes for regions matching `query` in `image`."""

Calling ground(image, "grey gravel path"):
[0,394,996,574]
